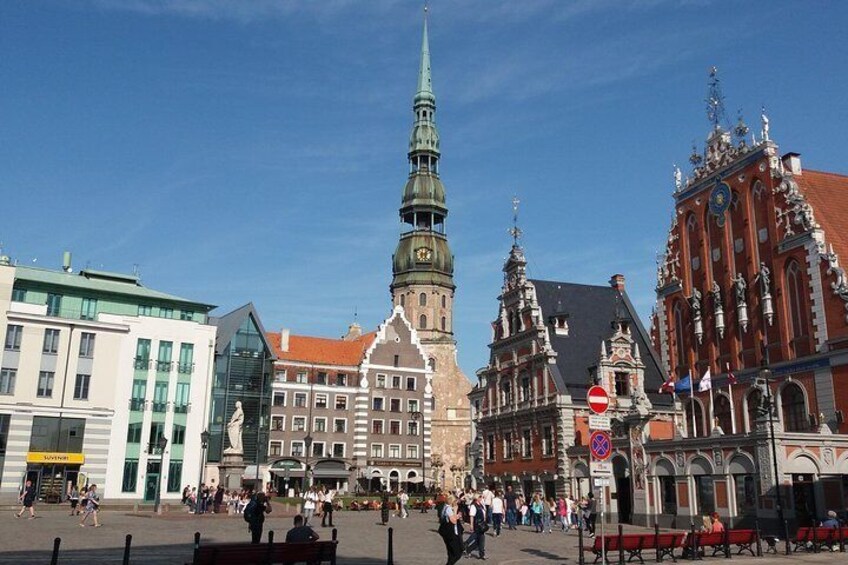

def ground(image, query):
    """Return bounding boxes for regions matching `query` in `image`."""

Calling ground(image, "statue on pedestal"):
[224,401,244,455]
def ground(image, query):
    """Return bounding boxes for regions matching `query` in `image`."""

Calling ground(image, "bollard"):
[655,523,662,563]
[332,527,338,542]
[123,534,133,565]
[812,521,819,553]
[50,537,61,565]
[723,528,730,559]
[193,532,201,563]
[387,526,394,565]
[268,530,274,544]
[578,522,585,565]
[783,519,790,555]
[618,524,625,565]
[265,530,275,565]
[689,523,699,561]
[754,518,763,557]
[839,524,845,553]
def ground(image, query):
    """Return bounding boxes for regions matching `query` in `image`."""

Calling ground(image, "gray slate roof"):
[530,279,672,407]
[209,302,276,359]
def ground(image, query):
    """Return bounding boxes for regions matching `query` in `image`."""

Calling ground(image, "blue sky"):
[2,1,847,380]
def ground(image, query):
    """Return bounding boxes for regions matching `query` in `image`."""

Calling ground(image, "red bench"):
[584,532,686,563]
[190,540,338,565]
[690,529,757,557]
[793,526,848,553]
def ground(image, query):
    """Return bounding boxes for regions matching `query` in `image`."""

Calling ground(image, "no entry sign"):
[587,385,610,415]
[589,430,612,461]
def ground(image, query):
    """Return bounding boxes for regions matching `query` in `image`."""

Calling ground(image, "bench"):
[793,526,848,553]
[190,540,338,565]
[584,532,686,563]
[690,530,758,557]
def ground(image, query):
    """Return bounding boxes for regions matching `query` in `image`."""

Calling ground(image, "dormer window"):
[550,315,569,336]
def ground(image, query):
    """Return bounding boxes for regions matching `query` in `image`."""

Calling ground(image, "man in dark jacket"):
[15,480,36,519]
[246,492,273,544]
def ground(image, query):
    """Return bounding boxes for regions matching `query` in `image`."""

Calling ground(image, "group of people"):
[14,480,101,527]
[300,485,337,528]
[182,483,256,515]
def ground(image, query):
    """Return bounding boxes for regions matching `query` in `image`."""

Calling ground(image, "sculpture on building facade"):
[224,400,244,454]
[733,273,749,332]
[690,287,703,344]
[711,281,725,338]
[755,262,774,325]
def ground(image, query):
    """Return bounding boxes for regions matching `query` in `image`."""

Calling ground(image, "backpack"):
[243,499,257,523]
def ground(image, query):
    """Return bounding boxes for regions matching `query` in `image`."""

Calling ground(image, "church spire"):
[416,6,433,102]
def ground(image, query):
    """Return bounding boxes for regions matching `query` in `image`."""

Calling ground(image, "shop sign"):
[26,452,85,464]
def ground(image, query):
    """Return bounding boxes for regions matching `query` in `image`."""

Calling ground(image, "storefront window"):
[167,461,182,492]
[660,476,677,514]
[122,460,138,492]
[734,474,756,515]
[29,417,85,453]
[694,475,715,515]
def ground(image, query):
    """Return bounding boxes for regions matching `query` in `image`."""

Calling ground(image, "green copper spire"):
[415,8,434,103]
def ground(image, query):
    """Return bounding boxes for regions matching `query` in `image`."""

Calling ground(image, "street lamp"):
[303,434,314,491]
[759,362,791,555]
[411,411,427,511]
[197,430,210,496]
[255,416,267,492]
[152,434,168,514]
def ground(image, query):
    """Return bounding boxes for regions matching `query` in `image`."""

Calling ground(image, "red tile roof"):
[266,331,376,366]
[796,169,848,261]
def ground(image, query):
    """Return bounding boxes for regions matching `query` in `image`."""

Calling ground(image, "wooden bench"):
[691,530,759,558]
[793,526,847,553]
[584,532,686,563]
[190,540,338,565]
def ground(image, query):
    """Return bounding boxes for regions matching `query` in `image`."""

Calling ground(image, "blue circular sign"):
[590,430,612,461]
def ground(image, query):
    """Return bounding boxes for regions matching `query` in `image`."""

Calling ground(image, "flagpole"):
[709,382,715,434]
[690,369,697,438]
[726,362,736,434]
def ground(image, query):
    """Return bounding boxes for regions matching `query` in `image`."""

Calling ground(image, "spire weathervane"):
[705,66,727,130]
[509,196,523,245]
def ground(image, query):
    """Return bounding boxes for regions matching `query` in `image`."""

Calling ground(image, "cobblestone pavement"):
[0,508,846,564]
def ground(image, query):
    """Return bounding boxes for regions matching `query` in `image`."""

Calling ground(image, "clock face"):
[709,180,732,226]
[416,247,432,262]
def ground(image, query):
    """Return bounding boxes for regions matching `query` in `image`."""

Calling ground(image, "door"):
[616,476,632,523]
[792,474,816,526]
[144,473,159,501]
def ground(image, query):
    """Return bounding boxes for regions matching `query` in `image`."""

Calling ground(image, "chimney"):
[782,152,802,175]
[279,329,290,352]
[609,274,626,292]
[344,322,363,341]
[62,251,72,273]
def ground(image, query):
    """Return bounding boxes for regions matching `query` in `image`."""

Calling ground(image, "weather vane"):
[705,66,727,129]
[509,196,523,245]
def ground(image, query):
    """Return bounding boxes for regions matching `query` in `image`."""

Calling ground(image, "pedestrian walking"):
[491,489,504,537]
[545,497,556,533]
[303,486,317,524]
[322,488,335,527]
[380,492,390,525]
[69,484,80,516]
[244,492,272,544]
[15,479,36,519]
[397,489,409,518]
[79,484,101,527]
[464,493,488,560]
[585,492,597,537]
[438,495,465,565]
[504,485,518,530]
[530,493,544,533]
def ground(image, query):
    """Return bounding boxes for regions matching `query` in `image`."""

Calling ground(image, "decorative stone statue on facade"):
[733,273,748,332]
[689,287,703,344]
[673,165,682,191]
[711,281,725,338]
[224,400,244,454]
[760,106,769,142]
[755,262,774,326]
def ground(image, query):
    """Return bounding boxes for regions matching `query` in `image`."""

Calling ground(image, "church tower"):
[391,12,471,489]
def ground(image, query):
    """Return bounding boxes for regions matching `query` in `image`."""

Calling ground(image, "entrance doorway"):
[792,474,816,526]
[26,464,80,503]
[613,456,632,523]
[144,462,161,502]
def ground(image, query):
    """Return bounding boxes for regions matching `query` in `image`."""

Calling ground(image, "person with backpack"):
[244,492,272,544]
[464,493,488,560]
[438,494,464,565]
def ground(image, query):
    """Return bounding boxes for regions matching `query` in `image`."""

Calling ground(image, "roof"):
[796,169,848,263]
[14,265,215,309]
[267,332,376,367]
[529,279,672,406]
[209,303,276,358]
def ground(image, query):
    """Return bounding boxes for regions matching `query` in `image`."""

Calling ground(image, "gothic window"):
[419,292,427,307]
[441,316,446,331]
[780,383,807,432]
[673,302,686,378]
[785,261,808,347]
[745,389,762,432]
[714,394,733,434]
[686,214,700,273]
[614,372,629,397]
[419,314,427,330]
[400,294,405,307]
[442,295,446,308]
[429,357,436,371]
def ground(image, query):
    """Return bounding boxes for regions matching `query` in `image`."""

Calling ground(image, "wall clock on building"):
[416,247,432,262]
[709,178,732,226]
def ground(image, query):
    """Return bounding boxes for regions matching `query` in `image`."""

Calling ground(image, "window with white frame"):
[271,416,285,431]
[294,392,307,407]
[372,420,384,434]
[336,373,347,386]
[332,442,345,458]
[407,444,419,459]
[274,369,286,382]
[389,420,401,435]
[408,399,419,413]
[291,441,304,457]
[316,372,328,385]
[273,392,286,407]
[390,398,401,412]
[315,393,328,409]
[371,444,383,458]
[269,441,282,457]
[542,426,554,456]
[406,376,416,391]
[487,434,495,460]
[503,432,514,459]
[392,375,401,389]
[372,397,385,411]
[335,395,348,410]
[376,374,386,388]
[388,444,401,458]
[293,416,306,432]
[296,371,307,383]
[334,418,347,433]
[312,442,325,458]
[407,421,419,436]
[313,417,327,433]
[522,428,532,457]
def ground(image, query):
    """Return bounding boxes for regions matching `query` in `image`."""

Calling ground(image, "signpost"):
[589,430,612,461]
[588,414,611,430]
[587,386,611,565]
[587,385,610,415]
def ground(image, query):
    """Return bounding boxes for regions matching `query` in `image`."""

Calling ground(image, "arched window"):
[685,401,705,438]
[429,357,436,371]
[440,316,446,331]
[746,389,762,432]
[785,261,808,346]
[419,292,427,307]
[673,302,686,378]
[400,294,405,307]
[714,394,733,434]
[419,314,427,330]
[442,295,447,308]
[781,383,807,432]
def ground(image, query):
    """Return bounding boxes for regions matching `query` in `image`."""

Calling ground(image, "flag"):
[698,369,712,392]
[658,380,675,394]
[674,374,692,395]
[727,370,737,386]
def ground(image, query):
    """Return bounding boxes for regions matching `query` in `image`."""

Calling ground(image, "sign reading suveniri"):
[26,452,85,465]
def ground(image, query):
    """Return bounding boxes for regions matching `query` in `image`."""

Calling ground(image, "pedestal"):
[218,452,246,491]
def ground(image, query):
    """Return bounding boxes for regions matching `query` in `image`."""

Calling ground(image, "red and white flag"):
[658,380,675,394]
[727,370,738,386]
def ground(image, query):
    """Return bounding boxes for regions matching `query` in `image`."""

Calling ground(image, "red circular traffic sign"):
[589,430,612,461]
[587,385,610,415]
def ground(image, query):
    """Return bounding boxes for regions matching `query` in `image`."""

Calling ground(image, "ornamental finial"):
[509,196,523,245]
[760,105,770,141]
[705,66,727,130]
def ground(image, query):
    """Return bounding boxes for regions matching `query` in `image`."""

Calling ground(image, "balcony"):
[177,363,195,375]
[152,401,168,413]
[173,403,190,414]
[134,358,152,370]
[155,361,173,373]
[128,398,146,411]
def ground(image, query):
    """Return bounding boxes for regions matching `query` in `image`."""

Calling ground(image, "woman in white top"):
[303,486,318,524]
[490,490,505,537]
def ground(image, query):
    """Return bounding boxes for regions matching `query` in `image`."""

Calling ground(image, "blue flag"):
[674,374,692,394]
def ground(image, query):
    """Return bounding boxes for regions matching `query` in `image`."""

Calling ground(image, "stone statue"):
[711,280,722,308]
[690,287,702,320]
[225,401,244,454]
[673,165,682,190]
[756,262,771,294]
[733,273,747,303]
[761,107,769,141]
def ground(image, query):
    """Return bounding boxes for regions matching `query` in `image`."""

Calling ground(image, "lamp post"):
[152,434,168,514]
[303,434,314,491]
[255,415,267,493]
[197,430,210,496]
[411,411,427,511]
[759,363,791,555]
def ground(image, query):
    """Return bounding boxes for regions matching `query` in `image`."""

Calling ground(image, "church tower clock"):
[390,12,471,489]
